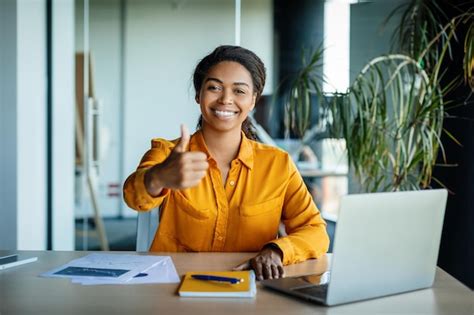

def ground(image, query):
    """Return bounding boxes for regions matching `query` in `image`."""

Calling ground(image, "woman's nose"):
[219,89,233,104]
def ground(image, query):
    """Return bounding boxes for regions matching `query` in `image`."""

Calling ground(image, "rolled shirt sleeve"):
[123,139,174,211]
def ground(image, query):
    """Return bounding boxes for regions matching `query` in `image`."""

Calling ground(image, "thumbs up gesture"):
[174,124,191,152]
[145,125,209,196]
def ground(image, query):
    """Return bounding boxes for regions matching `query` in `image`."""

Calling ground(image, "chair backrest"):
[136,208,159,252]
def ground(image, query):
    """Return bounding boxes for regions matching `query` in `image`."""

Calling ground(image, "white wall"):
[0,0,47,250]
[0,0,75,250]
[241,0,273,96]
[0,0,19,250]
[16,0,48,250]
[51,0,75,250]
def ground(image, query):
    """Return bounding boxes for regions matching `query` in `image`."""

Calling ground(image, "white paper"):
[40,253,167,283]
[73,256,180,285]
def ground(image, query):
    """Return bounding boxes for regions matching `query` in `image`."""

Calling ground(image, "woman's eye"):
[235,89,245,94]
[207,85,220,91]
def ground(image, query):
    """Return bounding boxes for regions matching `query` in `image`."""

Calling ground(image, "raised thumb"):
[174,124,190,153]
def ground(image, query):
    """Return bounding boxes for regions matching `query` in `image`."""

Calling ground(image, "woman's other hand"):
[233,245,285,280]
[145,124,209,196]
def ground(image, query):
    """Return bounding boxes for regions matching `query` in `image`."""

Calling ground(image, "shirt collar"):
[237,132,254,170]
[189,130,254,170]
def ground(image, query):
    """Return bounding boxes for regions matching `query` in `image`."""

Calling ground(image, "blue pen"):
[191,274,244,284]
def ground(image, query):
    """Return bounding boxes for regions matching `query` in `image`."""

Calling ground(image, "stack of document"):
[40,253,180,285]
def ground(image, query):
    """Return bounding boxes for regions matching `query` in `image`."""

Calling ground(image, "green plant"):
[281,1,473,192]
[387,0,474,91]
[280,45,325,139]
[328,54,447,192]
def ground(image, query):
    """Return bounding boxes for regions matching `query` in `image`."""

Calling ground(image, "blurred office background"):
[1,0,472,289]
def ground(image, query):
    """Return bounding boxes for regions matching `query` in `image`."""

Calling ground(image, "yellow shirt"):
[123,131,329,265]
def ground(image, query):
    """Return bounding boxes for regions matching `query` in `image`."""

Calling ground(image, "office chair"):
[135,208,159,252]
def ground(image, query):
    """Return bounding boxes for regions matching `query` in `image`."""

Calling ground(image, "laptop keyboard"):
[292,283,329,299]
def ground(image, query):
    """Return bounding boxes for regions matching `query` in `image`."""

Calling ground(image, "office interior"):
[0,0,472,290]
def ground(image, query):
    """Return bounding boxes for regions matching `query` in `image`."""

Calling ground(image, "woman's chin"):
[203,115,245,131]
[204,121,243,134]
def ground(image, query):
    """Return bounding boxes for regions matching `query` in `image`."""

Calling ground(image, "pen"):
[191,274,244,284]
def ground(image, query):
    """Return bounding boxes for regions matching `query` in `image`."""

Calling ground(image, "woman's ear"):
[195,94,200,103]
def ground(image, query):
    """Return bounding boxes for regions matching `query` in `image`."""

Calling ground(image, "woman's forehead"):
[205,61,253,85]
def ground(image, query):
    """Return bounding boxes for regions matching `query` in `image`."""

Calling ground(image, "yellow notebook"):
[178,271,256,298]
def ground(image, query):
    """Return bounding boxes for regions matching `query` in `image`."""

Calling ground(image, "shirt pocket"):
[173,191,210,220]
[237,197,283,251]
[240,197,283,217]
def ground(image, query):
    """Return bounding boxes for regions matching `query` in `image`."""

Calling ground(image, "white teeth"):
[214,110,237,117]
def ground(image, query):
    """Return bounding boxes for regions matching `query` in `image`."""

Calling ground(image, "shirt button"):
[229,180,235,186]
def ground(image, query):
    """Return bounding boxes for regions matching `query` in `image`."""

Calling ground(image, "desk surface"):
[0,251,472,315]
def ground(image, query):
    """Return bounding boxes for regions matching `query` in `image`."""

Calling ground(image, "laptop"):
[261,189,448,306]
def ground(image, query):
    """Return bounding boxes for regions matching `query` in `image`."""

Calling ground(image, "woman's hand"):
[233,245,285,280]
[145,125,209,196]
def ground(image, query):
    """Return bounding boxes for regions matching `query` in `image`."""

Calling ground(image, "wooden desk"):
[0,251,472,314]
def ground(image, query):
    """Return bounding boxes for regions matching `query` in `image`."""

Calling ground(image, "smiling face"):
[196,61,257,134]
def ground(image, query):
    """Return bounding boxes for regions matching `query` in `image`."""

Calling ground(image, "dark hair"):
[193,45,266,140]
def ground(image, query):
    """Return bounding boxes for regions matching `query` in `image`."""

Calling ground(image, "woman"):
[123,45,329,280]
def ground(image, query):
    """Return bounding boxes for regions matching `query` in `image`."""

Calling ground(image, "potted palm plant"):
[280,0,473,193]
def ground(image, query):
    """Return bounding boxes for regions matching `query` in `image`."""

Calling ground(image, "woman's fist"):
[145,125,209,196]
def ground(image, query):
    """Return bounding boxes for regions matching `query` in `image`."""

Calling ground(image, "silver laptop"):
[262,189,448,306]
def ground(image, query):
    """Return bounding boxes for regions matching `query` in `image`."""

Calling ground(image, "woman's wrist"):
[263,243,283,261]
[144,165,164,197]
